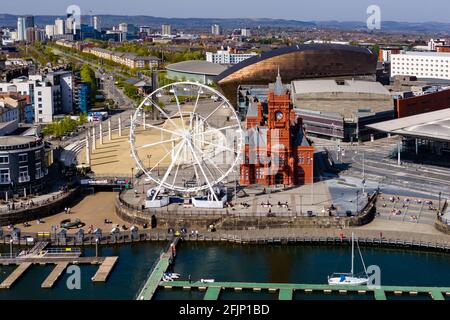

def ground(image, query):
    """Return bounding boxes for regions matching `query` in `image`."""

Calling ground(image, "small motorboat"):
[162,274,174,282]
[200,279,215,283]
[164,272,180,279]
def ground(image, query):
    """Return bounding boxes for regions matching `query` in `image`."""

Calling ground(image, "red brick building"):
[396,88,450,118]
[240,73,314,186]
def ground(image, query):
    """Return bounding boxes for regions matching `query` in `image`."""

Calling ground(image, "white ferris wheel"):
[129,82,244,202]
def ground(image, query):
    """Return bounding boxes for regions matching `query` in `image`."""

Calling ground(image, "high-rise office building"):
[93,16,101,31]
[45,25,55,39]
[17,17,25,41]
[211,24,222,36]
[17,16,34,41]
[66,16,76,34]
[118,23,128,33]
[241,28,251,37]
[55,18,65,35]
[161,24,171,36]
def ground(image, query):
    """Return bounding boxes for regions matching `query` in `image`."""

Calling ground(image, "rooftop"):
[166,60,228,76]
[291,79,391,96]
[367,108,450,142]
[0,135,38,147]
[395,51,450,58]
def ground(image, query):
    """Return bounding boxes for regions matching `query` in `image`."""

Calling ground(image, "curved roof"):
[166,60,228,76]
[216,43,374,82]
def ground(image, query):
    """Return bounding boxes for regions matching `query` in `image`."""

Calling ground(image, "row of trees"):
[42,114,88,138]
[79,64,97,103]
[111,42,205,64]
[20,41,59,66]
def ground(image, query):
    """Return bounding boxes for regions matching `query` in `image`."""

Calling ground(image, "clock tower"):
[240,70,314,187]
[267,69,291,131]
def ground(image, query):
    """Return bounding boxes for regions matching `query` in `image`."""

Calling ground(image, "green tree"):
[80,64,97,103]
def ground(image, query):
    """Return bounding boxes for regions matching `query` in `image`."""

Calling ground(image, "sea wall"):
[0,188,81,226]
[115,191,377,230]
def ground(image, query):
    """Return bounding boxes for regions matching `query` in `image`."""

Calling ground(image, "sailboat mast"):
[351,233,354,276]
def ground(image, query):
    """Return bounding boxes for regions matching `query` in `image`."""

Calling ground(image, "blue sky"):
[2,0,450,23]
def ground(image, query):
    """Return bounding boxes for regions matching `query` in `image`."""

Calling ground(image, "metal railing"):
[0,189,75,214]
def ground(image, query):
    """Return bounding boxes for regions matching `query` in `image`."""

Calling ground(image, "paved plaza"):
[17,192,129,234]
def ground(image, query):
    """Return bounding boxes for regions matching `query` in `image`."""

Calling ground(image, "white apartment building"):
[0,73,71,123]
[54,18,65,35]
[211,24,222,36]
[391,51,450,80]
[241,28,251,37]
[206,49,258,65]
[34,82,59,123]
[45,25,55,38]
[161,24,171,36]
[428,38,447,51]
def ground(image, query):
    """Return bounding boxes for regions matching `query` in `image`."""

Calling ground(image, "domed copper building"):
[215,44,378,104]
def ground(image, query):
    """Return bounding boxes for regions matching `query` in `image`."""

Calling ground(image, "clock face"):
[275,111,284,120]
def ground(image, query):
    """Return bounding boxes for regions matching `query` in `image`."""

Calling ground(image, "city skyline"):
[1,0,450,23]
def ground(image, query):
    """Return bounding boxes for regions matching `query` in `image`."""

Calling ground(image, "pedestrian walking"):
[188,274,192,283]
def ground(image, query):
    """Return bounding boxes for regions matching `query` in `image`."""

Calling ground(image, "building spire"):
[274,66,283,96]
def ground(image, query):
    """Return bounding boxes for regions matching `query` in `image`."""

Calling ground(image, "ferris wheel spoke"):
[188,112,194,131]
[186,140,219,202]
[136,137,180,150]
[135,120,179,137]
[203,101,225,122]
[192,124,240,138]
[192,87,202,115]
[146,97,181,131]
[191,136,236,154]
[171,161,181,188]
[147,144,174,173]
[191,141,223,180]
[171,86,186,131]
[152,140,185,199]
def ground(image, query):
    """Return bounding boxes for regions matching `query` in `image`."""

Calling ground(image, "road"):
[313,136,450,201]
[51,47,139,165]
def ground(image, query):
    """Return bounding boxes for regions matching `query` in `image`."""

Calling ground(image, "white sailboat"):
[328,233,369,285]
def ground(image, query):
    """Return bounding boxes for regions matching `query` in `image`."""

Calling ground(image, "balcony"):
[18,175,30,183]
[0,179,11,185]
[35,172,45,180]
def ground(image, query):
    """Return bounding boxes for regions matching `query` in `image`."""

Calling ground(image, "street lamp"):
[310,156,314,205]
[147,155,152,169]
[439,192,442,213]
[9,238,13,258]
[355,150,365,195]
[95,238,99,257]
[356,190,360,214]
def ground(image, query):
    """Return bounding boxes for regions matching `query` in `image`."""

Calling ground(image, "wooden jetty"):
[0,255,118,289]
[41,262,69,288]
[92,257,119,282]
[0,262,32,289]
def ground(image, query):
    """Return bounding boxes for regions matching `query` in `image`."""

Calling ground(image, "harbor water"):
[1,241,450,300]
